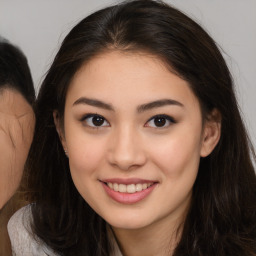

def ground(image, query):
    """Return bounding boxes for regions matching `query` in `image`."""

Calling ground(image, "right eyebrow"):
[72,97,114,111]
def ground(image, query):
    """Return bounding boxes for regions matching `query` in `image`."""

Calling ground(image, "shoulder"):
[7,204,32,245]
[8,204,58,256]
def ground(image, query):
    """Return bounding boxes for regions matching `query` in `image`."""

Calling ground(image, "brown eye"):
[145,115,175,128]
[92,116,105,126]
[154,117,167,127]
[82,114,110,128]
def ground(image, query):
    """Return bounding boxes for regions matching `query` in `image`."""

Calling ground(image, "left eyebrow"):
[137,99,183,113]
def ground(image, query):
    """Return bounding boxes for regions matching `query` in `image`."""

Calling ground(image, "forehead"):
[66,51,200,109]
[0,87,32,116]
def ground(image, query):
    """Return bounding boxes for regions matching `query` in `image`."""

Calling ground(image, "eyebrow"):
[137,99,183,113]
[73,97,114,111]
[73,97,183,112]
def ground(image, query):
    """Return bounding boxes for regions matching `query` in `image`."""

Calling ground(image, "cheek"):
[0,135,23,208]
[66,135,108,208]
[67,134,106,179]
[149,130,202,180]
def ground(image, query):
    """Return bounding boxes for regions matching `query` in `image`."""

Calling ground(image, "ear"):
[200,109,221,157]
[53,110,67,151]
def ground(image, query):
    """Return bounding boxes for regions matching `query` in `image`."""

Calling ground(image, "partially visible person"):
[0,37,35,255]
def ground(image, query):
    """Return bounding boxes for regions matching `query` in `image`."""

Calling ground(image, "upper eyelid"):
[81,113,110,127]
[80,113,106,121]
[147,114,176,122]
[145,115,176,129]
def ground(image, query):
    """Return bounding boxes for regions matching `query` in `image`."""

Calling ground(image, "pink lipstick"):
[101,179,158,204]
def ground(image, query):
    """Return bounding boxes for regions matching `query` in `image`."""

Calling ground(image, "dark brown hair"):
[26,1,256,255]
[0,38,35,104]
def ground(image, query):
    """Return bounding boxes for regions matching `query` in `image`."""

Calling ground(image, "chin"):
[104,212,154,230]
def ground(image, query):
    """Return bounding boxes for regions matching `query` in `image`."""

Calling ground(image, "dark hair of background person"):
[0,37,35,105]
[25,0,256,255]
[0,38,35,256]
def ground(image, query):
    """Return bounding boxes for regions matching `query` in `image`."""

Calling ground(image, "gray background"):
[0,0,255,146]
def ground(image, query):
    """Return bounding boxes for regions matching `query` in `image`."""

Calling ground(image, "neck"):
[111,214,185,256]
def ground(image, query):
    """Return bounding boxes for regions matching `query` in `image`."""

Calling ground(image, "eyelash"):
[80,114,110,129]
[80,113,176,129]
[145,114,176,128]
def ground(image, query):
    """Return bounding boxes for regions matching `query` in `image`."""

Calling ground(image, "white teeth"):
[107,182,113,189]
[113,183,119,191]
[127,184,136,193]
[119,184,127,193]
[135,184,142,192]
[106,182,153,193]
[142,183,148,189]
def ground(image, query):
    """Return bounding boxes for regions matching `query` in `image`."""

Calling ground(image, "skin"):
[0,88,35,209]
[55,51,220,256]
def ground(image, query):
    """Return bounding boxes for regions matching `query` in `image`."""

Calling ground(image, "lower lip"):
[102,182,157,204]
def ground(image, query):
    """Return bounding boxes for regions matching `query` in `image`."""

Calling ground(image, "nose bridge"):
[107,123,146,170]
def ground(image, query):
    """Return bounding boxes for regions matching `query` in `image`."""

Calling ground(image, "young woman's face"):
[0,89,35,209]
[59,51,219,231]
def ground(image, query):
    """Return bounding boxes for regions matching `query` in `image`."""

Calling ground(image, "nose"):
[107,126,147,171]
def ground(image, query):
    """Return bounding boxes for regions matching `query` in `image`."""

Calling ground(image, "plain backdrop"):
[0,0,255,146]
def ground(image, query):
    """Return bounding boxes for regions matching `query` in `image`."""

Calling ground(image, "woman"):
[0,38,35,255]
[8,0,256,255]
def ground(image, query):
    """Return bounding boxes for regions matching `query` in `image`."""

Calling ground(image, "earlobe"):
[200,109,221,157]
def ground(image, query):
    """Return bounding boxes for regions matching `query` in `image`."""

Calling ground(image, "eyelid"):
[145,114,176,128]
[80,113,110,128]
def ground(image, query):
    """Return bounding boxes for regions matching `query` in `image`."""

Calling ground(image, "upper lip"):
[100,178,158,185]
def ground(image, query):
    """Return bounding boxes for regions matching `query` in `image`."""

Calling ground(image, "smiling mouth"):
[101,179,158,204]
[106,182,154,194]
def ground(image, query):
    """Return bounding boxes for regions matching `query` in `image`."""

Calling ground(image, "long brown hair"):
[26,1,256,255]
